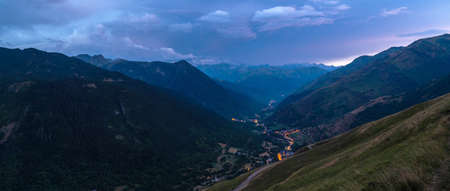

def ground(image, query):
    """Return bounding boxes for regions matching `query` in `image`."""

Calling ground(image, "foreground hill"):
[0,47,263,191]
[197,64,334,104]
[76,55,262,118]
[214,93,450,191]
[269,34,450,140]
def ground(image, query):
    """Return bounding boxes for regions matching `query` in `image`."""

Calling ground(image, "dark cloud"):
[0,0,90,27]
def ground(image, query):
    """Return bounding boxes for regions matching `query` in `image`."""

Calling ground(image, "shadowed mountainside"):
[76,55,263,118]
[268,34,450,142]
[0,47,263,191]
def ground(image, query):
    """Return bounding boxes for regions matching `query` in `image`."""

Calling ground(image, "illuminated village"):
[196,117,301,189]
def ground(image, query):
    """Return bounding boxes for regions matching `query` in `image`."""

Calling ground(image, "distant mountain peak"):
[197,63,332,103]
[174,60,191,65]
[92,54,106,59]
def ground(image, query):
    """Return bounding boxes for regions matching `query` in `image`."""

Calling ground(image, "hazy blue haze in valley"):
[0,0,449,66]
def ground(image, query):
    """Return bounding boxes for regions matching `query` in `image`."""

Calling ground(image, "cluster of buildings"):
[231,117,264,127]
[277,150,295,161]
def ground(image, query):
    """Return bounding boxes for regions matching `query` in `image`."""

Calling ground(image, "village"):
[195,117,301,190]
[232,116,300,161]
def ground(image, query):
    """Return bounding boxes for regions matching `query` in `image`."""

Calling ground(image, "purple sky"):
[1,0,449,66]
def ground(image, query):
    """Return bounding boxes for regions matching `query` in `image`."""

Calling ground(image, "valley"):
[206,34,450,191]
[1,2,449,189]
[0,46,334,191]
[210,93,450,191]
[1,34,450,190]
[197,63,335,105]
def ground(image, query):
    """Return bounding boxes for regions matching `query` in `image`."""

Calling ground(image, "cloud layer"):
[200,10,231,23]
[0,0,448,66]
[252,6,333,31]
[381,7,408,17]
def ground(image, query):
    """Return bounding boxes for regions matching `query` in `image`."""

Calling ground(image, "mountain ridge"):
[197,63,334,104]
[76,55,263,118]
[269,34,450,137]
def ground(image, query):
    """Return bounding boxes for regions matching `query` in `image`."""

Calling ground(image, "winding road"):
[232,162,278,191]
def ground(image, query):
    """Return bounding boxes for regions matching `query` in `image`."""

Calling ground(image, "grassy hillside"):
[223,93,450,191]
[207,171,252,191]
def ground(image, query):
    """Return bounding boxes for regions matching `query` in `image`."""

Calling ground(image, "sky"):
[0,0,449,66]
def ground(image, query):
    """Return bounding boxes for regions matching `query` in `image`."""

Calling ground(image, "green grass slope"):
[238,93,450,191]
[207,171,252,191]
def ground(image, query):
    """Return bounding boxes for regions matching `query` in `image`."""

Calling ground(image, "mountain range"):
[1,33,450,191]
[76,55,263,118]
[268,34,450,144]
[197,63,335,104]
